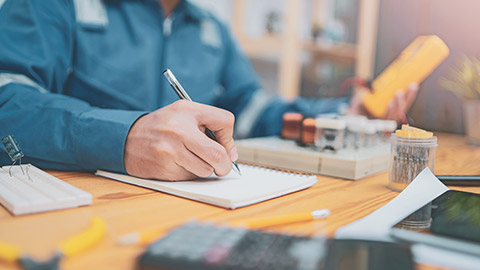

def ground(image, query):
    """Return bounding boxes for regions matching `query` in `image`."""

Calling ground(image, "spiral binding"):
[238,163,313,177]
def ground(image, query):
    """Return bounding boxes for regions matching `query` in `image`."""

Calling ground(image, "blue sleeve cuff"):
[73,109,148,173]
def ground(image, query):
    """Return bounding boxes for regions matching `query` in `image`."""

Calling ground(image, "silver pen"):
[163,69,241,176]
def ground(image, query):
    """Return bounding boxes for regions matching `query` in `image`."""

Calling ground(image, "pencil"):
[233,209,330,229]
[116,228,168,246]
[117,209,330,246]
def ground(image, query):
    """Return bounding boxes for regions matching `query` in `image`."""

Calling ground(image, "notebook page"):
[96,164,317,209]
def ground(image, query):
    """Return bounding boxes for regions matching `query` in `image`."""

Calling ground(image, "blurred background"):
[191,0,480,134]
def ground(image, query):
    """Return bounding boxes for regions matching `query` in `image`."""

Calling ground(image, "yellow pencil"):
[117,228,168,246]
[117,209,330,246]
[233,209,330,229]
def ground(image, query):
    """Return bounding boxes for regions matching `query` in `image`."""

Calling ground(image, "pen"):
[231,209,331,229]
[436,175,480,186]
[163,69,241,176]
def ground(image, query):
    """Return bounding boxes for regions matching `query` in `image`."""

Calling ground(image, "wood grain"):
[0,133,479,270]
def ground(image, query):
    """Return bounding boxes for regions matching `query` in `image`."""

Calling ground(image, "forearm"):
[0,83,147,173]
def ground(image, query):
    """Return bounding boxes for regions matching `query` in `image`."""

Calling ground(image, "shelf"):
[239,34,283,58]
[302,40,357,64]
[233,0,379,98]
[241,35,357,64]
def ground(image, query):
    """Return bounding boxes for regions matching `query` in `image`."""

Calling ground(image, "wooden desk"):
[1,133,479,270]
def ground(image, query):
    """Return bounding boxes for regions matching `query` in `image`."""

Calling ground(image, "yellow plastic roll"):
[0,241,21,263]
[362,35,449,118]
[58,216,106,258]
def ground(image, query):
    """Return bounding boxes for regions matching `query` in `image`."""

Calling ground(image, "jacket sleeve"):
[213,20,349,138]
[0,0,146,173]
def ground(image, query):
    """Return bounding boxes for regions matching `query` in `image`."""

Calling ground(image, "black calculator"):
[138,222,414,270]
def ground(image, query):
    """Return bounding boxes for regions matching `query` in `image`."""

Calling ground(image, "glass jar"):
[389,133,438,230]
[388,134,438,191]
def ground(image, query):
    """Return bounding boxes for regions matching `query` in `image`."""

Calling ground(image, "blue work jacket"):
[0,0,346,173]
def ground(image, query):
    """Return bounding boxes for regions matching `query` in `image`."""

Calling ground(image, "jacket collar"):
[174,0,207,23]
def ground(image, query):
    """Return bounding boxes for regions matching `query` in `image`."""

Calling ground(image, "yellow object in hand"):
[362,35,449,118]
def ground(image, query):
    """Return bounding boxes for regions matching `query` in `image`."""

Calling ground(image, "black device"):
[436,175,480,186]
[138,222,414,270]
[391,190,480,256]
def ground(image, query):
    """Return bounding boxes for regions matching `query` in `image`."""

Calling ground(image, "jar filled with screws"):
[388,126,437,191]
[389,125,438,230]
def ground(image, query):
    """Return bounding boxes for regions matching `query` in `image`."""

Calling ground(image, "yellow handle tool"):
[0,216,106,266]
[0,241,21,263]
[58,216,106,258]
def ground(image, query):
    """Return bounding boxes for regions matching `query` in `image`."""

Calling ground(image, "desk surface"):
[1,133,479,270]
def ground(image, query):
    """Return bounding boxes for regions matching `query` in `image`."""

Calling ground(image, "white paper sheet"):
[335,168,480,269]
[97,164,317,209]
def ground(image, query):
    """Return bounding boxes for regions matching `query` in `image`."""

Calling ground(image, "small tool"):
[0,216,106,270]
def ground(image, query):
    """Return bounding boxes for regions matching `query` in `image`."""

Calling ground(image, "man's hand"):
[124,100,238,181]
[348,83,419,122]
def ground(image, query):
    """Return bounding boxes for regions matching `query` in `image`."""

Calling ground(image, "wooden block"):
[236,137,390,180]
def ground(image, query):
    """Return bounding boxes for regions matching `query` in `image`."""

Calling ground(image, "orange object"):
[362,35,449,118]
[395,124,433,138]
[281,113,303,140]
[301,118,316,145]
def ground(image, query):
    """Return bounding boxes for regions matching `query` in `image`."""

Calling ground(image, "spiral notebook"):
[96,164,317,209]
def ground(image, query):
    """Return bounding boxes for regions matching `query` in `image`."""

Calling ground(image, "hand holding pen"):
[123,74,239,181]
[163,69,241,176]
